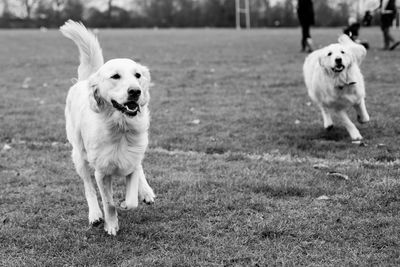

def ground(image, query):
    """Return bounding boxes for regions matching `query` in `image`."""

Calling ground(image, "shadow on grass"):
[248,183,328,198]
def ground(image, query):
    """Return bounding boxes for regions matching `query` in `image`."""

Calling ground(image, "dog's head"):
[88,58,151,117]
[319,43,353,74]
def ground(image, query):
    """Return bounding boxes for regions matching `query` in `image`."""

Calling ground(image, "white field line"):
[149,147,400,168]
[5,139,399,168]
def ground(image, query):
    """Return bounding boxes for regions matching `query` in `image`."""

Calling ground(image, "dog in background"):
[60,20,155,235]
[303,34,370,141]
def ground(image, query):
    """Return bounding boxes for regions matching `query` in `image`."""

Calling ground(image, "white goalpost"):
[235,0,250,29]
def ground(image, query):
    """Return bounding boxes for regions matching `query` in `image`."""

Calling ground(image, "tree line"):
[0,0,381,28]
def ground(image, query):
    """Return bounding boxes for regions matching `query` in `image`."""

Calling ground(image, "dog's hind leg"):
[72,149,103,226]
[95,171,119,235]
[354,98,370,124]
[319,106,333,130]
[338,110,362,140]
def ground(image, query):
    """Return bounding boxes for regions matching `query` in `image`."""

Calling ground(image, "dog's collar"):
[336,81,356,90]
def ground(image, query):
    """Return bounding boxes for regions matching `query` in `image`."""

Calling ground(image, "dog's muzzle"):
[111,100,140,117]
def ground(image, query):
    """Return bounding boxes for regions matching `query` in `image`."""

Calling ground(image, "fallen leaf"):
[313,163,330,170]
[327,171,349,180]
[190,119,200,125]
[2,144,11,151]
[317,195,330,200]
[22,77,31,89]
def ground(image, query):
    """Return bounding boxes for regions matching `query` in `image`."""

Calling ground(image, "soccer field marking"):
[6,139,399,168]
[148,147,400,168]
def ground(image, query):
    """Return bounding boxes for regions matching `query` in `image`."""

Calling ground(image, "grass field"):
[1,27,400,266]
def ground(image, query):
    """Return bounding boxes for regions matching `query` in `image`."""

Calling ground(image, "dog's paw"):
[90,217,103,227]
[357,115,370,124]
[325,125,334,131]
[140,187,155,205]
[120,200,138,210]
[351,135,363,142]
[88,211,103,227]
[104,221,119,236]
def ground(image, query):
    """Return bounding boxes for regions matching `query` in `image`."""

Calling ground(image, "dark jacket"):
[297,0,315,26]
[344,23,360,40]
[381,0,397,28]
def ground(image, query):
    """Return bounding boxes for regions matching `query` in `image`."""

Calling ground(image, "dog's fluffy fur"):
[60,20,155,235]
[303,34,370,141]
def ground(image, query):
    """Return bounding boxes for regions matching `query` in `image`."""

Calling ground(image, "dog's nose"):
[335,57,342,64]
[127,88,141,99]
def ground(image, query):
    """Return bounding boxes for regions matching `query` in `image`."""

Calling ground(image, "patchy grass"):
[1,28,400,265]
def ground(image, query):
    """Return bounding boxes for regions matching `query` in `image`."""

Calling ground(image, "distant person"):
[380,0,400,50]
[343,17,370,49]
[344,17,361,41]
[362,10,373,26]
[297,0,314,52]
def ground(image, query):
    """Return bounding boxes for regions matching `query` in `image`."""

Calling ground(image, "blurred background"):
[0,0,385,29]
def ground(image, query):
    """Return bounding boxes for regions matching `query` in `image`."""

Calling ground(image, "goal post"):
[236,0,250,29]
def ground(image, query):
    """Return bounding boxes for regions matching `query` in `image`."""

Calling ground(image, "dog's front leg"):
[338,110,362,140]
[354,98,370,124]
[138,164,155,205]
[121,169,140,210]
[319,105,333,130]
[95,171,119,235]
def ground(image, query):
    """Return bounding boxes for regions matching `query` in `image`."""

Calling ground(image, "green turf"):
[1,28,400,266]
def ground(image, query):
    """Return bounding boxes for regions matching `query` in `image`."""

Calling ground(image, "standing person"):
[380,0,400,50]
[362,10,373,26]
[297,0,315,52]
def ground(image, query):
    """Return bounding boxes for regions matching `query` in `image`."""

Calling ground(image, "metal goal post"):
[235,0,250,29]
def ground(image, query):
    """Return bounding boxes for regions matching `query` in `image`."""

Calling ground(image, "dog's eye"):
[110,74,121,79]
[134,73,141,79]
[327,52,332,56]
[341,50,345,54]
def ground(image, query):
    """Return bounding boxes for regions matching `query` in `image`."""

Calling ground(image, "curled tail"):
[60,20,104,81]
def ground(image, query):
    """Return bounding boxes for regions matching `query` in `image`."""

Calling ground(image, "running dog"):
[60,20,155,235]
[303,34,369,141]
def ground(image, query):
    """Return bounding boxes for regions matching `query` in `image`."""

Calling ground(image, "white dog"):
[303,34,370,141]
[60,20,155,235]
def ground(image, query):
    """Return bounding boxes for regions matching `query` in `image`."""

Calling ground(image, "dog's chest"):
[91,134,147,176]
[319,83,359,109]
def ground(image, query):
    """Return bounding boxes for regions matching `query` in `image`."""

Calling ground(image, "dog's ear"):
[139,65,151,89]
[88,74,105,113]
[318,54,326,68]
[338,34,366,65]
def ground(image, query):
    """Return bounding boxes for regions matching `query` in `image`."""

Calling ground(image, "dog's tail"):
[338,34,366,65]
[60,20,104,81]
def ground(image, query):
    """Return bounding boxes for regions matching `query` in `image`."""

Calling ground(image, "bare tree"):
[21,0,40,19]
[52,0,66,25]
[107,0,113,26]
[1,0,9,17]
